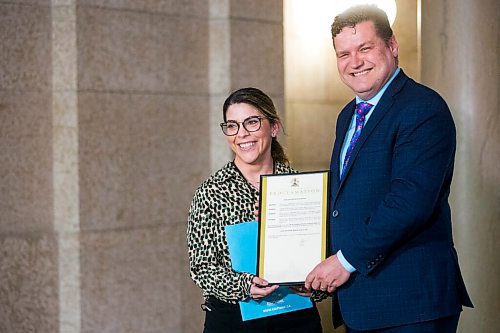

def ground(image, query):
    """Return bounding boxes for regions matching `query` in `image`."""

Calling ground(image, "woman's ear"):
[271,120,280,137]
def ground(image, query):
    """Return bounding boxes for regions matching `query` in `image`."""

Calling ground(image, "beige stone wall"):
[0,2,58,332]
[0,1,283,332]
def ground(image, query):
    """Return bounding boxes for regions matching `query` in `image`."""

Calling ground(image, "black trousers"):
[202,297,323,333]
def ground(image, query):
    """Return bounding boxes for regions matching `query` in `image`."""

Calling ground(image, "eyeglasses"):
[220,116,266,136]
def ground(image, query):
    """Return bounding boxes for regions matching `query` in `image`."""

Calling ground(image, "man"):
[304,5,473,333]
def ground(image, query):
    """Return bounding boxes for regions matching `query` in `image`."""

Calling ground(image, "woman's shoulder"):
[195,162,235,192]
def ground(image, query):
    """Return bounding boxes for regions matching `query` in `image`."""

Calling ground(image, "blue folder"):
[225,221,313,321]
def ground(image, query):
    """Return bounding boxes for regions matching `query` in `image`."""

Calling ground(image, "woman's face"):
[224,103,278,167]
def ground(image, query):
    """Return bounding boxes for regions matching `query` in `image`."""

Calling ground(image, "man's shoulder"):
[396,72,444,101]
[399,78,448,108]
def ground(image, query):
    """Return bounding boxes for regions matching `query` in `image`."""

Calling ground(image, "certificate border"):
[257,170,331,285]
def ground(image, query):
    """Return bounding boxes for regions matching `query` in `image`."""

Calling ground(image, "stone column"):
[421,0,500,332]
[52,2,81,332]
[0,2,58,332]
[0,1,284,332]
[209,0,232,172]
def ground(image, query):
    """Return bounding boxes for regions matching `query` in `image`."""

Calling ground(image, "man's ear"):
[389,35,399,58]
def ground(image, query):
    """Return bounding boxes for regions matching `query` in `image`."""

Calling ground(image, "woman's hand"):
[249,276,278,299]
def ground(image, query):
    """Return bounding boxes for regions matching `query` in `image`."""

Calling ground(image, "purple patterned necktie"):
[341,102,373,179]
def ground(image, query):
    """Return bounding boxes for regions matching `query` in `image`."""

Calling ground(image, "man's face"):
[333,20,398,100]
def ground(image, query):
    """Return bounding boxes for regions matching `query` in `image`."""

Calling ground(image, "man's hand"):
[304,254,351,293]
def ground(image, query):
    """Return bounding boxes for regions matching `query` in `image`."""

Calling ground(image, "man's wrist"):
[337,250,356,273]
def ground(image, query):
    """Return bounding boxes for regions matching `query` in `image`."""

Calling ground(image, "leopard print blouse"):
[187,161,327,304]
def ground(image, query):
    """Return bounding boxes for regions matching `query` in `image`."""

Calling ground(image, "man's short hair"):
[331,5,393,47]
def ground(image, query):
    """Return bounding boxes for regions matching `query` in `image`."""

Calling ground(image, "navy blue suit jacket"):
[329,70,473,330]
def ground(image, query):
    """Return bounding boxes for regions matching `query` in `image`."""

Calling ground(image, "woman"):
[187,87,324,332]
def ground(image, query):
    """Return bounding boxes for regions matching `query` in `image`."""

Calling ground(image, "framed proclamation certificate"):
[257,171,330,285]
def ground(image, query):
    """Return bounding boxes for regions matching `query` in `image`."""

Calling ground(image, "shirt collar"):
[356,67,400,106]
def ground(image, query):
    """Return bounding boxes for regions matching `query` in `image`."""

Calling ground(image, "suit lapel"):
[337,70,409,188]
[331,99,356,188]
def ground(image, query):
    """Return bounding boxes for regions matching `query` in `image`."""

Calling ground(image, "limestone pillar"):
[421,0,500,332]
[0,2,58,332]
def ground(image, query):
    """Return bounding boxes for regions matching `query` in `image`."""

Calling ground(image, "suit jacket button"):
[332,210,339,218]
